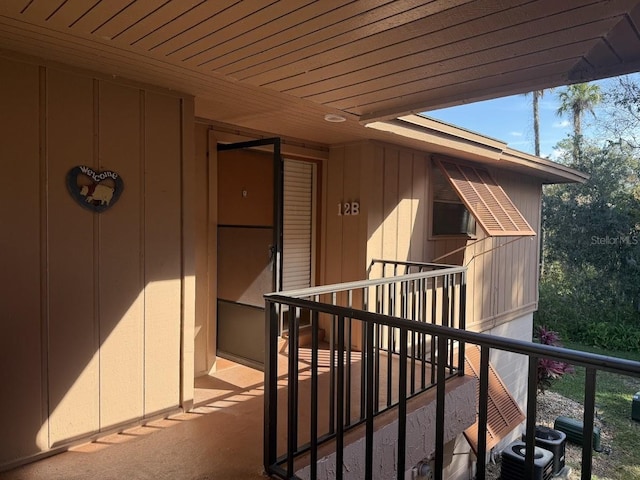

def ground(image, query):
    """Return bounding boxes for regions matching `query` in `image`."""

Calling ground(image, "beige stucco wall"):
[296,376,477,480]
[0,55,195,469]
[443,313,534,478]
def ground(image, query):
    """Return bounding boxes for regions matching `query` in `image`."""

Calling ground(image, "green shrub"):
[535,265,640,351]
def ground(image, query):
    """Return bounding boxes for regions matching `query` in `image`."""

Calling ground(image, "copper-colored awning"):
[435,158,536,236]
[463,345,527,454]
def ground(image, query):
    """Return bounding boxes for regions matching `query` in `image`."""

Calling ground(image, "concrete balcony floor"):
[0,346,468,480]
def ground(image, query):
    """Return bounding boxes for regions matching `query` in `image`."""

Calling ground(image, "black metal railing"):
[263,263,640,480]
[264,263,467,480]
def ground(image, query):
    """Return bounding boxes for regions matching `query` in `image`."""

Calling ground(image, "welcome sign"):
[66,165,124,213]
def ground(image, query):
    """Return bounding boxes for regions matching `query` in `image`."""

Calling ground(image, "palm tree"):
[556,83,602,160]
[526,89,551,156]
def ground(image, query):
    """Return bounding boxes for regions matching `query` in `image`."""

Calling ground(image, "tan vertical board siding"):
[365,143,384,279]
[481,237,494,321]
[396,150,414,261]
[410,156,427,261]
[97,81,144,429]
[194,124,209,375]
[46,69,99,445]
[143,92,182,416]
[502,172,542,307]
[341,144,362,283]
[462,170,541,329]
[382,149,399,276]
[321,147,345,334]
[0,58,45,462]
[341,144,362,343]
[324,148,344,284]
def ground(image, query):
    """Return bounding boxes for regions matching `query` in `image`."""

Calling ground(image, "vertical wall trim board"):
[179,98,185,408]
[208,130,218,367]
[179,96,196,410]
[380,148,386,262]
[408,155,415,259]
[92,78,102,427]
[140,89,147,415]
[38,65,50,448]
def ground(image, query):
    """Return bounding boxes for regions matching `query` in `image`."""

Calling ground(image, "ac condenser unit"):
[501,441,554,480]
[522,426,567,475]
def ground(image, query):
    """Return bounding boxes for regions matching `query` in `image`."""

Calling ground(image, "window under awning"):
[434,158,536,236]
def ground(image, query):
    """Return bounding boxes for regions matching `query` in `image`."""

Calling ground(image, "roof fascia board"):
[398,114,507,151]
[365,115,587,184]
[501,149,589,184]
[366,118,504,162]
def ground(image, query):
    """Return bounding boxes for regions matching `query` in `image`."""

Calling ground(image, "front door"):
[216,139,282,368]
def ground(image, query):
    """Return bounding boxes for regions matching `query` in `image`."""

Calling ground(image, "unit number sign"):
[337,201,360,216]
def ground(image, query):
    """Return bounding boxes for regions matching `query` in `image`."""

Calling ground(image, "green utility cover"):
[554,416,602,452]
[632,392,640,422]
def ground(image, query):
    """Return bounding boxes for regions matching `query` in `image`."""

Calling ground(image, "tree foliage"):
[537,132,640,349]
[556,83,602,138]
[555,83,602,161]
[599,75,640,153]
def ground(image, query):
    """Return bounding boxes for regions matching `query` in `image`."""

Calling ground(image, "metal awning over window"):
[464,345,526,454]
[435,158,536,236]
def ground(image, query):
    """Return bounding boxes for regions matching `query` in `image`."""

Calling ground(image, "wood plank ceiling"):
[1,0,639,147]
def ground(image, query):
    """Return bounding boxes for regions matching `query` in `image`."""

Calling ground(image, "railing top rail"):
[369,259,460,269]
[264,294,640,378]
[265,265,467,299]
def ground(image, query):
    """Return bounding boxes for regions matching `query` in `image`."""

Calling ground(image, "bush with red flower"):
[535,326,575,392]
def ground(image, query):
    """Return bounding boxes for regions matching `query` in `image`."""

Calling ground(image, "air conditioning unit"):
[522,426,567,475]
[501,441,554,480]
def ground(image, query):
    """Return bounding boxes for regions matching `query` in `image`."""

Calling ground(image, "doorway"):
[216,139,282,368]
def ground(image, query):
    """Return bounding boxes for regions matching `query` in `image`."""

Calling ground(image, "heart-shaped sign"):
[66,166,124,213]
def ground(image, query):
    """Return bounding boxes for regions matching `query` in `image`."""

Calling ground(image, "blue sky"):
[425,74,639,159]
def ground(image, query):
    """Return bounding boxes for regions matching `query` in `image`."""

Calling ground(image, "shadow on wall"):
[0,60,190,468]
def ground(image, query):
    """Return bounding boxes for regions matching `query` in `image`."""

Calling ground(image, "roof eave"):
[364,114,588,184]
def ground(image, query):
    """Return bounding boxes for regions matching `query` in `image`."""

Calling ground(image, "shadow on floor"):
[1,360,269,480]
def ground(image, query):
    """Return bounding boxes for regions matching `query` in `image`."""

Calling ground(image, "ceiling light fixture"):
[324,113,347,123]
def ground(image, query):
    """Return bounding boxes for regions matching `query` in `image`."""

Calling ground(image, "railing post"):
[434,333,447,480]
[458,272,466,376]
[397,328,408,480]
[329,309,336,435]
[264,300,279,475]
[582,368,597,480]
[310,310,319,480]
[286,307,299,478]
[365,321,375,480]
[336,315,345,480]
[346,291,352,427]
[361,286,368,420]
[430,278,437,385]
[525,355,539,480]
[476,346,490,480]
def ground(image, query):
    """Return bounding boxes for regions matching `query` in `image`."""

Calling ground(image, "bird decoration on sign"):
[66,165,124,213]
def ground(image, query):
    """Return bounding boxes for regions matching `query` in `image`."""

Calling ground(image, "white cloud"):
[553,120,570,128]
[510,131,523,137]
